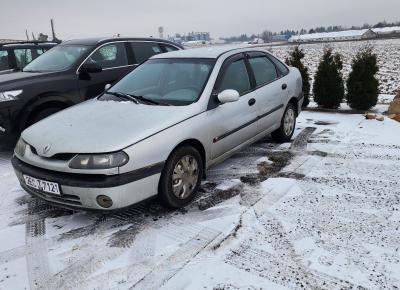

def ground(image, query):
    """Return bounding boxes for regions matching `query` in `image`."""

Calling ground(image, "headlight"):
[69,151,129,169]
[0,90,23,102]
[15,138,27,157]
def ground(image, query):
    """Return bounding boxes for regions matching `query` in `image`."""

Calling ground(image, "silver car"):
[12,46,303,210]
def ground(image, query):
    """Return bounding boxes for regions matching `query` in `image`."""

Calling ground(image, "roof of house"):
[289,29,374,41]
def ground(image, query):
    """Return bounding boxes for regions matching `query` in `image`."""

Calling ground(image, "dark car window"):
[0,50,9,70]
[130,42,163,63]
[218,59,251,95]
[248,56,278,86]
[13,48,33,68]
[268,54,289,76]
[162,44,179,52]
[86,43,128,69]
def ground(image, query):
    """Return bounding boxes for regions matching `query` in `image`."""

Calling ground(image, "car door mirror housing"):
[217,89,240,104]
[79,63,102,74]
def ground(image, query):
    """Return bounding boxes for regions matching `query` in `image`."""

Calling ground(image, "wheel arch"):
[288,97,299,116]
[168,138,207,177]
[18,93,74,130]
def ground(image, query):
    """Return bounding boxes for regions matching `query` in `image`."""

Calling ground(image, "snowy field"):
[0,109,399,289]
[262,38,400,96]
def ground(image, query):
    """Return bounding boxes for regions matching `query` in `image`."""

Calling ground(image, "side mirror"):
[217,89,240,104]
[105,84,111,90]
[79,63,102,74]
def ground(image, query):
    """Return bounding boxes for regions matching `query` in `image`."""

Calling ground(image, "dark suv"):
[0,37,183,148]
[0,41,58,73]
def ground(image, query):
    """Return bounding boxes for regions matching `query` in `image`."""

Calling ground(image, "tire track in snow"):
[25,198,52,290]
[130,227,221,290]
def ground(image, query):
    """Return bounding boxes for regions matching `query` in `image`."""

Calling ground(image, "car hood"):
[22,99,203,156]
[0,71,51,88]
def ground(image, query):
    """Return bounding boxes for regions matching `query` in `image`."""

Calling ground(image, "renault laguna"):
[12,46,303,210]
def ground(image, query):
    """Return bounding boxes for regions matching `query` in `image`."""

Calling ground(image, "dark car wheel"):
[271,103,296,143]
[27,107,63,127]
[159,146,203,208]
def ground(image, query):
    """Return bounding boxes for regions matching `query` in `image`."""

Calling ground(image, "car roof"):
[151,45,262,59]
[60,37,183,48]
[0,41,58,48]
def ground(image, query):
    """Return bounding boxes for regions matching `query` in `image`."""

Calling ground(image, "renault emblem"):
[43,145,51,155]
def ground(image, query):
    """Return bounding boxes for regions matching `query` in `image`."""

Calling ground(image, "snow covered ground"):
[262,38,400,96]
[0,110,400,289]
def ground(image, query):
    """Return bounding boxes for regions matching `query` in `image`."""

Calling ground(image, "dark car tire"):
[159,146,203,208]
[27,107,63,127]
[271,103,297,143]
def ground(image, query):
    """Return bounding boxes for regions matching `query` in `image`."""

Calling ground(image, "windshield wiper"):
[131,95,171,106]
[106,92,139,104]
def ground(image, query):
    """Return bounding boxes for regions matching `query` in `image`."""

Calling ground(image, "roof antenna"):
[32,32,36,41]
[50,19,61,43]
[25,29,30,41]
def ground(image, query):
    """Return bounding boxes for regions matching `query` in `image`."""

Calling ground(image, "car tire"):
[159,146,203,208]
[271,103,296,143]
[27,107,63,127]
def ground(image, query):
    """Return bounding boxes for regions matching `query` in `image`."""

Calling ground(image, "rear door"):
[246,52,287,132]
[77,42,132,99]
[209,54,259,160]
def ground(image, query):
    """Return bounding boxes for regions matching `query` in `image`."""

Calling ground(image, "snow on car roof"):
[151,45,254,59]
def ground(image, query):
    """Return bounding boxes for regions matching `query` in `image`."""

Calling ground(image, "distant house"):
[272,34,290,42]
[372,26,400,37]
[289,29,377,43]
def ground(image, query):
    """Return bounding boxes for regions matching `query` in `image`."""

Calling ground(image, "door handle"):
[282,83,287,90]
[248,98,256,106]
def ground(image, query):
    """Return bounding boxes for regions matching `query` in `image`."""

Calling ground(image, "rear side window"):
[162,44,179,52]
[269,54,289,76]
[0,50,9,70]
[130,42,163,63]
[218,59,251,95]
[248,56,278,86]
[13,48,33,68]
[86,43,128,69]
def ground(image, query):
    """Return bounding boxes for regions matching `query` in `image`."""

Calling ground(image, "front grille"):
[29,145,76,161]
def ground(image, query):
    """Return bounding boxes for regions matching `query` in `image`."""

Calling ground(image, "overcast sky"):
[1,0,399,40]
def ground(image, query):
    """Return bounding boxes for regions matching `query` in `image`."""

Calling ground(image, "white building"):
[289,29,377,43]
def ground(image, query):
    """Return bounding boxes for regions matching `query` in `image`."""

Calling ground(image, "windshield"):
[23,45,89,72]
[102,58,215,105]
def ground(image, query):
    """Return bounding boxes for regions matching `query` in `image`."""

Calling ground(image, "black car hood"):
[0,71,55,90]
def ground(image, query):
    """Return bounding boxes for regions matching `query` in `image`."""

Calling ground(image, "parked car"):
[12,46,303,211]
[0,37,183,148]
[0,41,58,73]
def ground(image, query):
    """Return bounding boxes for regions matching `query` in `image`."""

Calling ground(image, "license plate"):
[23,175,61,196]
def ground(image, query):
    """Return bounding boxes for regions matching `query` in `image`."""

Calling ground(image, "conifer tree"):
[286,46,310,107]
[346,47,379,110]
[313,48,344,109]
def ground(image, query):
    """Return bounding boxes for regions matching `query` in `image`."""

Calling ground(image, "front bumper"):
[12,156,163,211]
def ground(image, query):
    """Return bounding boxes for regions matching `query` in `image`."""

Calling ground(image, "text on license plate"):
[23,175,61,195]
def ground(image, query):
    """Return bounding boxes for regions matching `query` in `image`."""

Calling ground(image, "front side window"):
[218,59,251,95]
[130,42,163,63]
[86,43,128,69]
[23,45,89,72]
[13,49,33,68]
[0,50,9,70]
[248,56,278,86]
[102,58,214,105]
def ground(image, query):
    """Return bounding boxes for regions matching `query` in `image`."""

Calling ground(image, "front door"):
[78,42,133,99]
[209,54,259,160]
